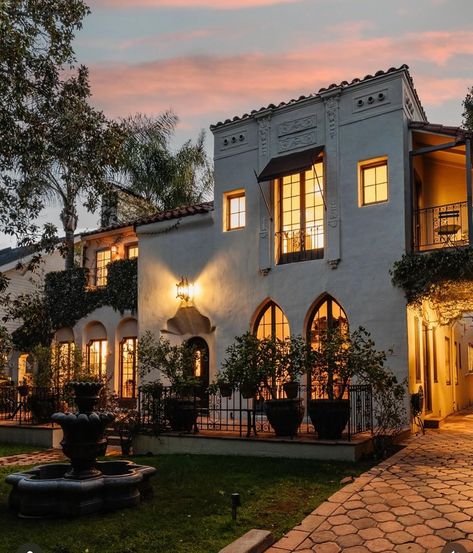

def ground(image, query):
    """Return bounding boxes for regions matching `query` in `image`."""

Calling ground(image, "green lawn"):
[0,454,372,553]
[0,442,45,457]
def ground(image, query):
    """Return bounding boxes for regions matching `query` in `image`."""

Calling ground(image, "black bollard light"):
[231,492,241,520]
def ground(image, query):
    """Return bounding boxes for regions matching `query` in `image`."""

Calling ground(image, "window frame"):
[276,158,325,265]
[125,243,139,259]
[119,336,137,399]
[224,189,246,231]
[86,339,107,378]
[254,301,290,340]
[359,157,389,207]
[95,247,111,287]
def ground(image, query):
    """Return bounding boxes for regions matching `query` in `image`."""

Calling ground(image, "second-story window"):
[277,161,324,264]
[359,157,388,206]
[126,244,139,259]
[224,190,246,231]
[95,249,111,287]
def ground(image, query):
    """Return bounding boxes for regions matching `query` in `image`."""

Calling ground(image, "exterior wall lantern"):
[176,276,194,303]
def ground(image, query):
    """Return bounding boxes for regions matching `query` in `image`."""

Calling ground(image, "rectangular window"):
[468,344,473,373]
[414,317,421,382]
[120,337,137,398]
[277,160,324,264]
[225,191,246,231]
[359,158,388,206]
[432,327,438,383]
[95,249,111,287]
[126,244,139,259]
[86,339,107,378]
[454,341,459,385]
[445,337,451,385]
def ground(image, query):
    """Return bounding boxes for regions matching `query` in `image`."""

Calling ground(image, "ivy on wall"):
[44,258,137,331]
[391,248,473,304]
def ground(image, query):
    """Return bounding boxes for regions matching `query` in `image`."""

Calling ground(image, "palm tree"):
[118,111,213,211]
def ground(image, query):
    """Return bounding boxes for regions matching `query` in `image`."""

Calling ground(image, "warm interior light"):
[111,245,119,255]
[176,276,194,302]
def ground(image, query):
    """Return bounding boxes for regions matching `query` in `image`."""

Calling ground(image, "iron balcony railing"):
[276,225,324,264]
[137,383,373,441]
[414,201,469,251]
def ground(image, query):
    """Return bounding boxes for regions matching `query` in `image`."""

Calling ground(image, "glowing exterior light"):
[176,276,194,303]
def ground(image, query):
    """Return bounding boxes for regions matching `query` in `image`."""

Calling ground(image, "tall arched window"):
[254,301,290,340]
[307,295,348,350]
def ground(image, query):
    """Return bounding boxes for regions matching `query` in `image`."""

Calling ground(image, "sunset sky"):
[2,0,473,249]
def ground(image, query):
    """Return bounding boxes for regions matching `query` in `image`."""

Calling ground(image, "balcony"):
[276,225,324,264]
[414,201,469,251]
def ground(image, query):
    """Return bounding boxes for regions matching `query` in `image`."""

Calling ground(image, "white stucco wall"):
[137,69,419,388]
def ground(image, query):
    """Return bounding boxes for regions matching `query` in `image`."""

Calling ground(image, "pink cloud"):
[91,0,301,9]
[87,29,473,126]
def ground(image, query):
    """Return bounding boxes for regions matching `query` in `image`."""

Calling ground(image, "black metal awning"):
[257,145,324,182]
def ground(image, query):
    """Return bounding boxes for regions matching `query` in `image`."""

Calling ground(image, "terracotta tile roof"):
[134,201,214,227]
[210,64,426,130]
[81,201,214,238]
[409,121,472,139]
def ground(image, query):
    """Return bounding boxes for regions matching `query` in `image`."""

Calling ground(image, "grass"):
[0,454,373,553]
[0,442,45,457]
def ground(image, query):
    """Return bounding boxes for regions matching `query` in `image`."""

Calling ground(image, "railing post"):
[467,138,472,246]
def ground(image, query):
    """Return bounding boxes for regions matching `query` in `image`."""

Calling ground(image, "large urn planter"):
[283,381,299,400]
[265,398,305,437]
[164,397,198,432]
[308,399,350,440]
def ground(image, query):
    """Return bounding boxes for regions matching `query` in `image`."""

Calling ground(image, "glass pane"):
[376,163,387,183]
[364,185,376,204]
[363,167,376,186]
[376,182,388,202]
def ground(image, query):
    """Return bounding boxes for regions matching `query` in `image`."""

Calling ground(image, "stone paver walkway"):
[267,411,473,553]
[0,448,64,467]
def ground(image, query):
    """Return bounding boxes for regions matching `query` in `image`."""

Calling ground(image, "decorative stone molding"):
[278,115,316,137]
[278,130,317,153]
[257,116,271,169]
[327,258,340,270]
[324,95,339,140]
[353,89,389,114]
[220,131,248,150]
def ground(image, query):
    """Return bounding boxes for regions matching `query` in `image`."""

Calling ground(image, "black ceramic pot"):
[308,399,350,440]
[164,397,198,432]
[265,398,305,437]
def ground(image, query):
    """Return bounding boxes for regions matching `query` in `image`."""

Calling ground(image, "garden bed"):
[0,454,372,553]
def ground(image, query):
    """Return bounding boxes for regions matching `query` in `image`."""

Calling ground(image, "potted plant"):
[138,331,200,432]
[208,374,233,398]
[308,326,390,440]
[259,335,309,437]
[220,333,264,399]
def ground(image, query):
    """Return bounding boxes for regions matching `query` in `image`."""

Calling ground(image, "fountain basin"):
[6,460,156,518]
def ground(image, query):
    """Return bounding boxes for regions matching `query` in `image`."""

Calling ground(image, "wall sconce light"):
[176,276,194,303]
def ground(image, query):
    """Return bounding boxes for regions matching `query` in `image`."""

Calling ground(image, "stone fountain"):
[6,382,156,518]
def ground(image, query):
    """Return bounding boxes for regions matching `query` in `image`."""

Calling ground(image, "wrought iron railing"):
[414,201,468,251]
[0,385,74,425]
[137,383,373,441]
[276,225,324,264]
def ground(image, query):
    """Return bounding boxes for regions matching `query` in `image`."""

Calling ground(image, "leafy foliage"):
[106,258,138,314]
[463,85,473,131]
[138,331,200,392]
[391,248,473,304]
[117,112,213,211]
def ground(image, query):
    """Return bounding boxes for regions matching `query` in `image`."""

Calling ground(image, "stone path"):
[0,448,64,467]
[267,411,473,553]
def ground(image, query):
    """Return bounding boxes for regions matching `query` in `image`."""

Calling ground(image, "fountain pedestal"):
[5,381,156,518]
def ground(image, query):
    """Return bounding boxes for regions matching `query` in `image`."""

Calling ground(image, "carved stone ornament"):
[278,130,316,153]
[258,116,271,166]
[325,96,339,140]
[278,115,316,137]
[327,258,340,270]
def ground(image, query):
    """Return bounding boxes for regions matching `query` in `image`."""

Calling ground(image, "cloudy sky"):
[2,0,473,249]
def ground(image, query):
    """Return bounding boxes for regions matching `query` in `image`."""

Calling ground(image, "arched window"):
[307,295,348,350]
[254,302,290,340]
[186,337,210,389]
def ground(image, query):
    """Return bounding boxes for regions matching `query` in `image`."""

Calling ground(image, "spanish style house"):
[10,65,473,431]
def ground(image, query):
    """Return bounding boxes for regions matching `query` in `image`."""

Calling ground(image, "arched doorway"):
[186,337,210,390]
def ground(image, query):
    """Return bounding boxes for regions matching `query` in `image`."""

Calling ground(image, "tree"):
[1,1,124,268]
[0,0,89,244]
[118,112,213,211]
[463,86,473,131]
